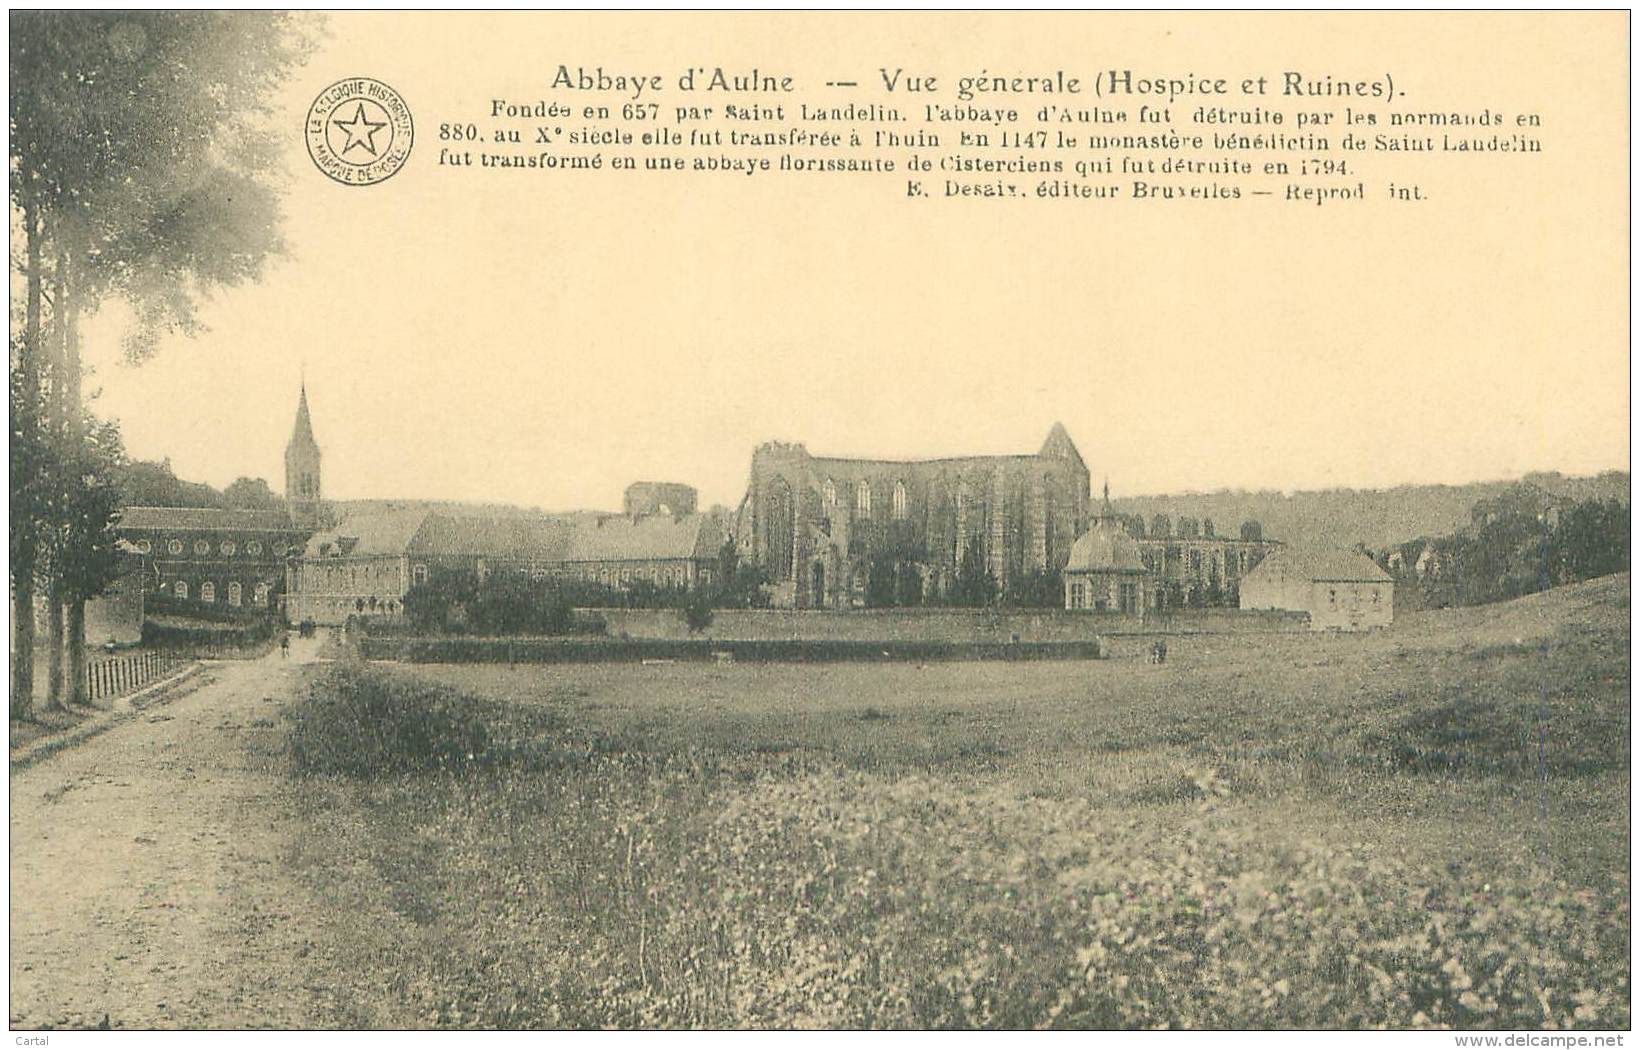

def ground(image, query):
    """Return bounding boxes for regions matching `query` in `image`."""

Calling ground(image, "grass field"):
[285,574,1631,1029]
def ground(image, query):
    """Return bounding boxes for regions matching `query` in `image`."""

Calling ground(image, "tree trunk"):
[45,242,69,711]
[12,570,37,721]
[46,580,66,710]
[11,196,44,721]
[67,601,87,707]
[60,243,89,706]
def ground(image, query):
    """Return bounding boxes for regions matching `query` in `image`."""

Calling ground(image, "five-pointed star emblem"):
[332,102,387,157]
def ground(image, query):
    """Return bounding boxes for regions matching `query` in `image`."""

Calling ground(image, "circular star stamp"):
[305,77,414,186]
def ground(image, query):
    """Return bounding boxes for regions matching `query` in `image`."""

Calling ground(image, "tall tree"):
[222,477,282,511]
[10,12,311,713]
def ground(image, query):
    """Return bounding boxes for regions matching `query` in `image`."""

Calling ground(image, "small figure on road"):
[280,632,290,659]
[1148,639,1168,664]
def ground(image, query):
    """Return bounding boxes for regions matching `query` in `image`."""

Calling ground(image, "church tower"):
[284,382,323,530]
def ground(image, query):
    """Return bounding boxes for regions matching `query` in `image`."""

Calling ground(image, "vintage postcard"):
[7,10,1630,1038]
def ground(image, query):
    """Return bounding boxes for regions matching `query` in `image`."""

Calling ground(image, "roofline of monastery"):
[803,453,1048,469]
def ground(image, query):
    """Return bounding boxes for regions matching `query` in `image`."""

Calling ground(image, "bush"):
[403,569,581,635]
[714,563,772,609]
[682,592,714,633]
[142,615,275,651]
[145,589,276,625]
[1005,569,1063,608]
[288,664,579,777]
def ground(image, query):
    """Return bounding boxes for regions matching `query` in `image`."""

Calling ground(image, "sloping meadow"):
[285,662,1628,1030]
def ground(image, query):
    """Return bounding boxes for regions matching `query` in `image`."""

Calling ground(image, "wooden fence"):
[85,651,185,703]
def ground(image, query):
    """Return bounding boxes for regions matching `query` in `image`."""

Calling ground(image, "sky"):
[78,12,1629,512]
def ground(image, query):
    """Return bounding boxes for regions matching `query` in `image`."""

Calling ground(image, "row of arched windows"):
[138,538,275,558]
[1150,544,1255,580]
[819,478,911,521]
[170,580,270,607]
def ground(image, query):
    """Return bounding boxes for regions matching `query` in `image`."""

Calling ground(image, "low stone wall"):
[582,606,1308,643]
[359,636,1105,664]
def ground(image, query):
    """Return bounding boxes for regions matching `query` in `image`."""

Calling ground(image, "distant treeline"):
[1377,482,1629,609]
[116,458,283,510]
[1112,470,1629,551]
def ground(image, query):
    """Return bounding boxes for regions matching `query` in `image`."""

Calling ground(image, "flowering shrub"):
[293,666,1629,1030]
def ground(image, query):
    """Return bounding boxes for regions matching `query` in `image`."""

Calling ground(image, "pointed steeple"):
[285,381,323,530]
[290,381,317,449]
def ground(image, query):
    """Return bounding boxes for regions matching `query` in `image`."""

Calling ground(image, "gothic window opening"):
[892,481,908,520]
[856,480,872,517]
[766,477,795,581]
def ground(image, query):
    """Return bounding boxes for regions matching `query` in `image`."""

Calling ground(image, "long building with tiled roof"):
[113,387,325,615]
[286,508,725,625]
[114,505,311,612]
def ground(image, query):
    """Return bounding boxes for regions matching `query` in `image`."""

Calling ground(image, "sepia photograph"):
[6,9,1632,1037]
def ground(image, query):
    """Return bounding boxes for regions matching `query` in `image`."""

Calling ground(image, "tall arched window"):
[822,478,836,510]
[892,481,908,520]
[200,581,216,603]
[228,581,242,607]
[856,480,872,517]
[1042,474,1060,566]
[765,477,795,580]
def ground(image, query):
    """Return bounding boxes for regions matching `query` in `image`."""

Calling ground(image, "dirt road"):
[9,635,405,1030]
